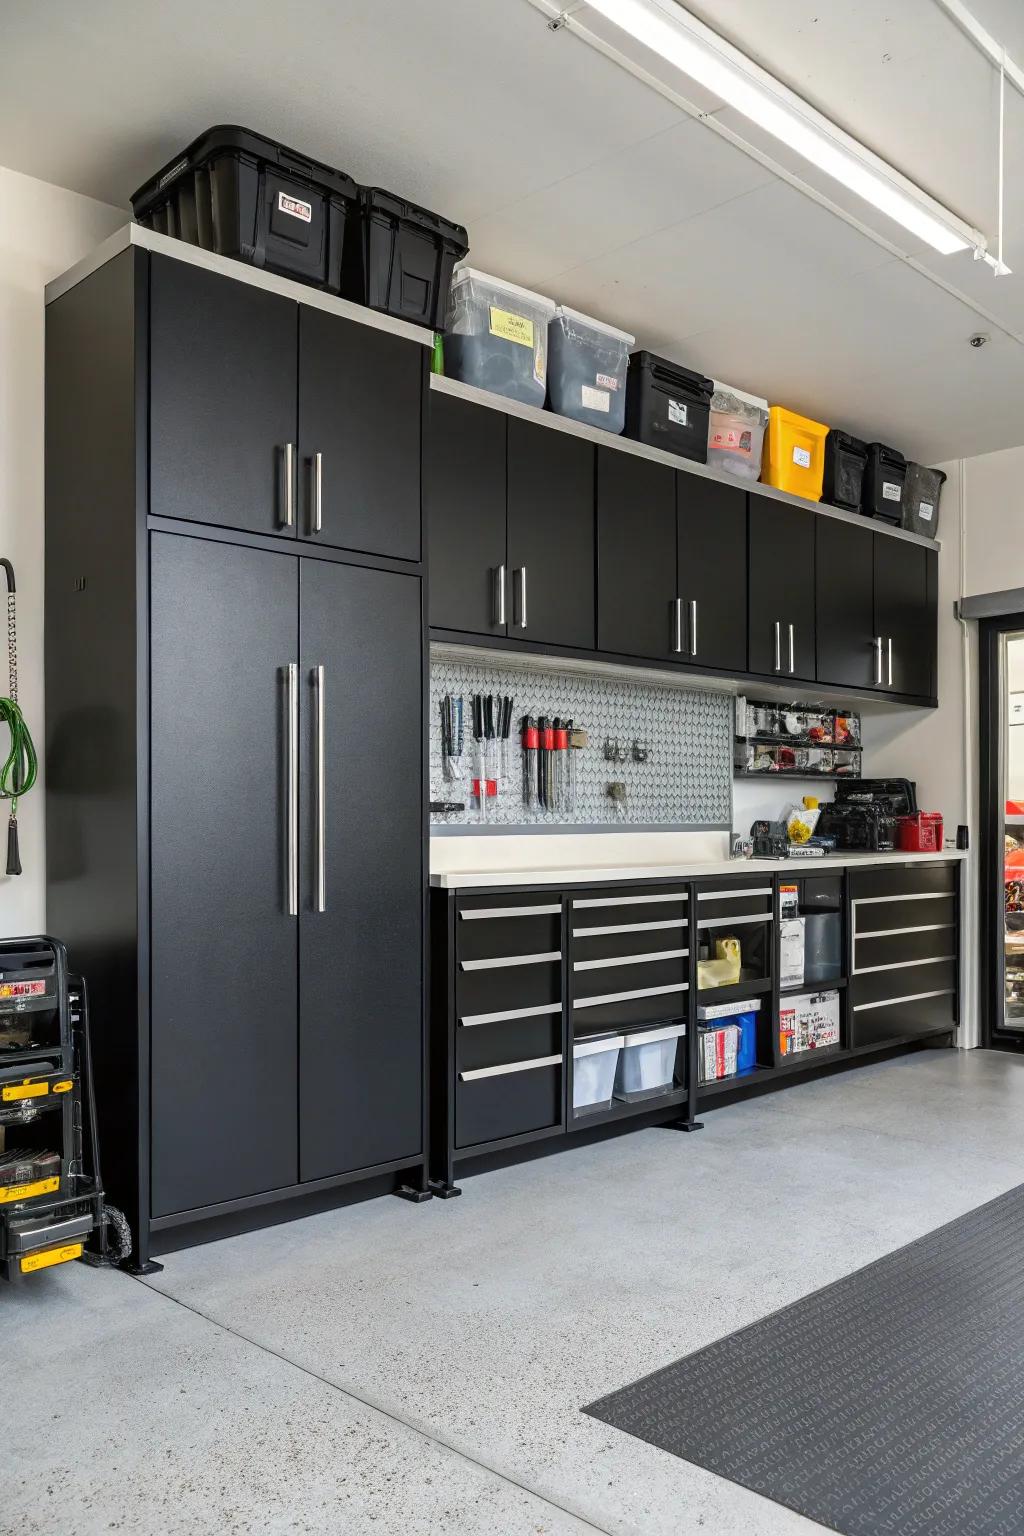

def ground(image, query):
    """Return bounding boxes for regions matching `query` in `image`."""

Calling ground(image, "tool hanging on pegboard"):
[0,560,37,875]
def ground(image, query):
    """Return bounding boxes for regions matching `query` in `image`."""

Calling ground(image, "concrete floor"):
[6,1048,1024,1535]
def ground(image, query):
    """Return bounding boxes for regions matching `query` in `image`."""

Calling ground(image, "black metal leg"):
[122,1257,165,1275]
[428,1176,463,1199]
[393,1163,433,1203]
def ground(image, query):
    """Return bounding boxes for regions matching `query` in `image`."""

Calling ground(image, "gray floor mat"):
[584,1184,1024,1536]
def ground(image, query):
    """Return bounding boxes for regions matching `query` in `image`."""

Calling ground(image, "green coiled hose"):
[1,560,37,875]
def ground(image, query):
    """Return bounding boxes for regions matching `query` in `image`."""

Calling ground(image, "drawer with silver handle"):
[458,898,562,966]
[850,988,955,1050]
[455,1053,562,1150]
[457,960,561,1025]
[695,880,773,923]
[853,925,957,973]
[849,864,957,901]
[851,957,956,1011]
[457,1011,562,1079]
[851,893,955,940]
[570,977,688,1035]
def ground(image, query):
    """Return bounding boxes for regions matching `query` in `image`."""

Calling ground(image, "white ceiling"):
[3,0,1024,462]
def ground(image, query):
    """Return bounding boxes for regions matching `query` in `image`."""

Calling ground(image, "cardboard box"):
[779,989,840,1056]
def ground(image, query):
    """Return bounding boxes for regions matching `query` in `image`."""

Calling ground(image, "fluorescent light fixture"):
[584,0,986,258]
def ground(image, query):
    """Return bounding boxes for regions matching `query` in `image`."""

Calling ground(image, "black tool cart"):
[0,937,108,1281]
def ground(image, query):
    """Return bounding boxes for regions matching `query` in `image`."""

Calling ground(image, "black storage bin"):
[822,429,868,510]
[862,442,907,525]
[132,125,358,294]
[343,187,468,329]
[624,351,713,463]
[902,463,946,539]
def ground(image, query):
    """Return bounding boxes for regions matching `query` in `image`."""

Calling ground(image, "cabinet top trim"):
[429,374,941,553]
[45,223,435,350]
[430,851,965,888]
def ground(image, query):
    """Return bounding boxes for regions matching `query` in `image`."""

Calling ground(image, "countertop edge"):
[429,850,967,888]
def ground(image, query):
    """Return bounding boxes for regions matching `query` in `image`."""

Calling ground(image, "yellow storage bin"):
[762,406,829,501]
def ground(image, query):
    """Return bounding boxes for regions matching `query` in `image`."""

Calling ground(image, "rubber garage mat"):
[585,1185,1024,1536]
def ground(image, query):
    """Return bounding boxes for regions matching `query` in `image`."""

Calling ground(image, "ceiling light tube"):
[585,0,990,259]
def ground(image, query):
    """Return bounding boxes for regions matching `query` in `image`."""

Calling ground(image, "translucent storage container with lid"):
[822,429,869,511]
[573,1035,625,1115]
[444,268,556,407]
[862,443,907,524]
[624,352,714,463]
[707,383,769,482]
[902,462,945,539]
[762,406,830,500]
[614,1023,685,1103]
[547,307,634,432]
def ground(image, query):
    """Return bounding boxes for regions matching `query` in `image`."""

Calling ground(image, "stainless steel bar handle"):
[286,663,299,916]
[773,620,781,672]
[672,598,683,654]
[283,443,295,529]
[874,636,883,686]
[314,665,326,914]
[494,564,506,627]
[312,451,323,535]
[516,567,528,629]
[690,599,698,657]
[887,635,894,688]
[788,622,795,674]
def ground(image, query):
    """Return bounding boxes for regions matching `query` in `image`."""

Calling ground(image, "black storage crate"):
[822,429,868,511]
[343,187,467,329]
[624,351,713,463]
[862,442,907,524]
[132,125,358,293]
[902,463,946,539]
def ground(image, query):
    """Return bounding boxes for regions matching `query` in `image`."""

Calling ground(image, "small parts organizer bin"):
[0,938,107,1282]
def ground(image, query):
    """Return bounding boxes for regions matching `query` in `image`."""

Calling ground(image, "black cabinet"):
[676,477,746,672]
[150,254,297,537]
[748,493,816,681]
[149,534,299,1217]
[507,419,594,649]
[815,517,875,689]
[596,448,677,660]
[298,307,422,560]
[426,393,507,635]
[874,539,936,699]
[299,560,423,1181]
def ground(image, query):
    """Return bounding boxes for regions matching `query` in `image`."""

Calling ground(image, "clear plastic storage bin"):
[573,1035,624,1115]
[707,384,768,482]
[444,268,555,407]
[547,307,634,431]
[614,1023,685,1103]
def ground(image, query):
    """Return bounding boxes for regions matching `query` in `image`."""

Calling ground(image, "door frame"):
[979,612,1024,1051]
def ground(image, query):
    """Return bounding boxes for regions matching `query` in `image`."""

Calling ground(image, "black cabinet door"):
[596,448,677,660]
[748,493,816,681]
[298,308,423,560]
[298,560,423,1181]
[149,254,297,537]
[676,477,747,672]
[874,537,936,699]
[150,533,299,1217]
[816,517,876,688]
[426,392,508,635]
[507,418,595,649]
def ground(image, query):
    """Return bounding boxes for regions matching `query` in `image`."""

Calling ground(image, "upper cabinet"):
[747,494,816,682]
[815,518,875,689]
[596,449,677,661]
[149,254,297,537]
[506,419,595,650]
[874,539,936,699]
[676,476,747,674]
[425,393,509,637]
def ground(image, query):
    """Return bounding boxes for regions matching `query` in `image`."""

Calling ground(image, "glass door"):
[981,620,1024,1047]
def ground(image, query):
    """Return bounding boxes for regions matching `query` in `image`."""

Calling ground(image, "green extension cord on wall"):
[1,560,37,875]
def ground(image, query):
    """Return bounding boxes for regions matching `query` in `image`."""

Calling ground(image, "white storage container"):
[444,267,556,407]
[573,1034,625,1114]
[707,383,769,482]
[548,306,634,432]
[614,1023,685,1103]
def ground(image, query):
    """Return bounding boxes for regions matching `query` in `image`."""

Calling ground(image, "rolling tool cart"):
[0,937,123,1282]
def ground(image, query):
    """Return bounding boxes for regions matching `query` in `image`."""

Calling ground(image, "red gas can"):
[896,811,943,853]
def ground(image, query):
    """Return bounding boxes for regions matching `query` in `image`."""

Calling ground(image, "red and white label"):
[596,373,619,390]
[278,191,312,223]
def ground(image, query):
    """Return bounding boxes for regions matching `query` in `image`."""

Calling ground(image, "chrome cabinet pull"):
[888,635,894,688]
[515,567,528,629]
[672,598,683,654]
[314,665,326,914]
[690,599,698,657]
[788,622,795,674]
[460,1002,561,1028]
[459,1054,561,1082]
[493,564,506,627]
[874,636,883,686]
[773,620,781,672]
[574,981,687,1009]
[286,663,299,916]
[852,987,955,1013]
[282,443,295,528]
[310,451,323,535]
[460,903,560,920]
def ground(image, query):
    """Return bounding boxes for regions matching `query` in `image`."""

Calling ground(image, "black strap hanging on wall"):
[0,560,37,875]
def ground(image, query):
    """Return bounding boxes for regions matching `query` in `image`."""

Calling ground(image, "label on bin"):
[21,1243,82,1274]
[596,373,620,391]
[882,480,902,502]
[792,445,812,469]
[919,502,934,521]
[0,979,45,999]
[489,307,534,349]
[668,399,688,427]
[581,385,610,413]
[277,191,312,224]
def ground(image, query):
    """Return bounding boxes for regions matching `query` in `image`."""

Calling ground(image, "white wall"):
[0,167,124,937]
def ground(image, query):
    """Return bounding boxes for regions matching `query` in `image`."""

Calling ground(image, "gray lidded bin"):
[902,462,946,539]
[548,306,634,432]
[444,268,555,408]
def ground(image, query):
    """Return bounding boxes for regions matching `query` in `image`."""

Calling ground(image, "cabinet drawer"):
[456,1057,562,1149]
[457,961,561,1023]
[572,980,688,1035]
[571,888,687,930]
[851,958,956,1010]
[573,925,688,966]
[849,863,957,900]
[853,926,957,972]
[852,893,955,937]
[850,988,956,1049]
[574,955,687,1006]
[457,1012,561,1074]
[457,898,561,964]
[695,880,774,923]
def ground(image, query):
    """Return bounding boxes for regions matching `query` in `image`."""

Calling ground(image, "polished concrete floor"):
[7,1047,1024,1535]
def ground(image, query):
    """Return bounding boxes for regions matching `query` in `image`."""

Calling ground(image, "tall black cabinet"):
[45,243,430,1266]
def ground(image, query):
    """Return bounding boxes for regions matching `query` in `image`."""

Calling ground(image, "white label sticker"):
[278,191,312,223]
[595,372,619,391]
[668,399,688,427]
[792,445,811,469]
[581,385,610,413]
[919,502,934,521]
[882,480,902,502]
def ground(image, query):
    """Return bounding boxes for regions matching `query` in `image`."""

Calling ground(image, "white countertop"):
[429,849,966,889]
